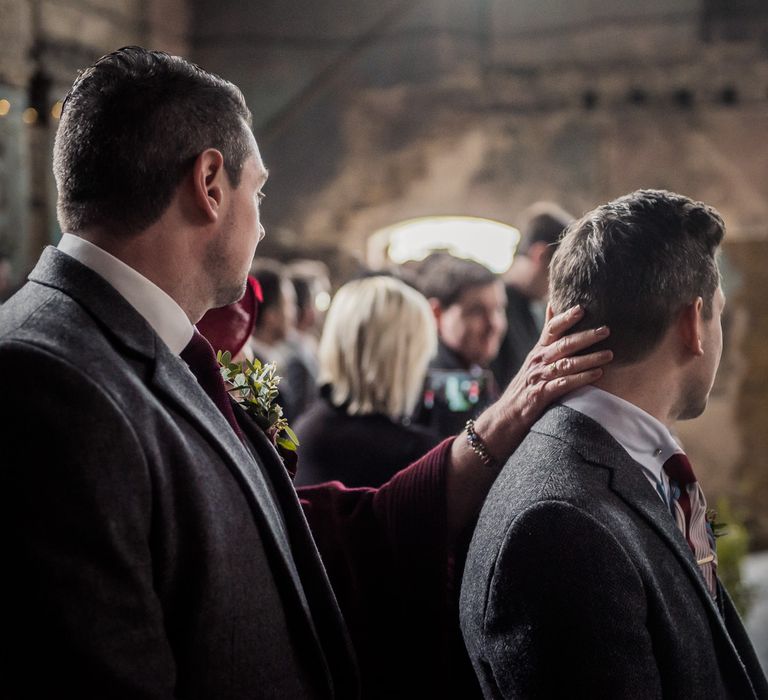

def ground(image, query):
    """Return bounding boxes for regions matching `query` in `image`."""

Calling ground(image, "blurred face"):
[437,280,507,367]
[208,130,268,308]
[257,278,297,344]
[678,285,725,420]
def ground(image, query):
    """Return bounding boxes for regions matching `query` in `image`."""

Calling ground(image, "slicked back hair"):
[54,46,253,235]
[549,189,724,365]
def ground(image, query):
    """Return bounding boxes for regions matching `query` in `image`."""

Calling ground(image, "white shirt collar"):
[58,233,194,355]
[560,385,682,493]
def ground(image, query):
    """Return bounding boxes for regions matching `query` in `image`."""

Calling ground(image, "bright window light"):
[373,216,520,273]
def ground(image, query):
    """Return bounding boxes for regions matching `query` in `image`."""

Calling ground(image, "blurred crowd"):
[197,202,573,489]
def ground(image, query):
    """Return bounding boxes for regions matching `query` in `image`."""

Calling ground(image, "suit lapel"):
[150,348,294,558]
[233,406,360,697]
[30,248,341,684]
[538,405,759,696]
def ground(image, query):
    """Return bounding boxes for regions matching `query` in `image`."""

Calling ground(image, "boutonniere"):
[706,508,727,539]
[217,351,300,453]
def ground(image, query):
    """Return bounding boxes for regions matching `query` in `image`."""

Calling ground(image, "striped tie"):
[663,453,717,599]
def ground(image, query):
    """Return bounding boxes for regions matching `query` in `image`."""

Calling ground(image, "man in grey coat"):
[460,189,768,699]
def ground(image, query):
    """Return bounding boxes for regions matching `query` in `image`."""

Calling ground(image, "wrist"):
[472,403,526,466]
[464,419,500,469]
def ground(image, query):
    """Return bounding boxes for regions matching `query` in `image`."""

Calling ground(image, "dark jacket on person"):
[460,404,768,699]
[294,389,441,488]
[489,284,540,390]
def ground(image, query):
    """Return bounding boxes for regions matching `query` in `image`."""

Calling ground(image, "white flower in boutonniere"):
[217,350,300,453]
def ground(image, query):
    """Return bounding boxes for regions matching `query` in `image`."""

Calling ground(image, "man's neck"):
[592,362,678,428]
[76,225,208,323]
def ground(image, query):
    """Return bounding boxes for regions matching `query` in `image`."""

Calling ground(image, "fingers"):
[540,366,606,402]
[540,305,584,346]
[539,349,613,381]
[540,325,610,364]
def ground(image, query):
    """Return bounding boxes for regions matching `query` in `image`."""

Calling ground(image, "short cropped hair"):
[54,46,253,235]
[319,276,437,419]
[417,253,498,308]
[517,202,574,255]
[549,189,724,364]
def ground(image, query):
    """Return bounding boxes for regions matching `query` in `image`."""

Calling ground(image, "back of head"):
[417,253,498,308]
[517,202,574,256]
[319,276,436,419]
[549,189,724,365]
[54,46,252,236]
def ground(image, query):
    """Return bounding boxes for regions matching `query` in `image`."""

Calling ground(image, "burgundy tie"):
[663,453,717,598]
[180,330,245,441]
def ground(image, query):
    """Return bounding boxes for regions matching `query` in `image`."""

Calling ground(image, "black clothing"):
[294,390,441,488]
[490,284,540,390]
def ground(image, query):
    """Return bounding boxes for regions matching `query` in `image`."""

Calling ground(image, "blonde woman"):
[294,275,440,487]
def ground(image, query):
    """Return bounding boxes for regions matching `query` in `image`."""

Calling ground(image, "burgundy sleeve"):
[297,438,478,697]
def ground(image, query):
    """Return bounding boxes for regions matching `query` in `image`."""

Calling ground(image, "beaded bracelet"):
[465,419,499,469]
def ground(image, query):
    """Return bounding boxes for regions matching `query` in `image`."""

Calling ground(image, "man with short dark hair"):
[416,253,507,437]
[0,47,612,698]
[491,202,573,389]
[460,190,768,699]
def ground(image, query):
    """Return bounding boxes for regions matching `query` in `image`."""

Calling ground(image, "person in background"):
[249,258,303,418]
[414,253,507,438]
[249,259,296,363]
[278,269,322,420]
[294,276,441,488]
[491,202,574,389]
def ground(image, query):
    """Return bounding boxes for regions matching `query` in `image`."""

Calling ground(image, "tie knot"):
[180,329,245,441]
[181,329,218,374]
[663,452,696,486]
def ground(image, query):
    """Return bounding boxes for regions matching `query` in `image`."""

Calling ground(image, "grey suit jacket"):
[460,404,768,699]
[0,248,358,698]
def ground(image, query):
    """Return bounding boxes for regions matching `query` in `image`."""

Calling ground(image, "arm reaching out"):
[446,305,612,538]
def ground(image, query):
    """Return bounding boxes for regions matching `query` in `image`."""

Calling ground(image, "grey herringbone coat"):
[460,404,767,699]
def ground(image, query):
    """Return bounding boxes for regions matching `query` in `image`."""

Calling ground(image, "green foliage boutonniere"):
[217,350,300,453]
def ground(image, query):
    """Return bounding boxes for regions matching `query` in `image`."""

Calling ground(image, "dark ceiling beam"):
[256,0,420,145]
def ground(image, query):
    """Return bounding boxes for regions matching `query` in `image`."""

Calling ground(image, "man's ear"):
[192,149,226,223]
[679,296,705,356]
